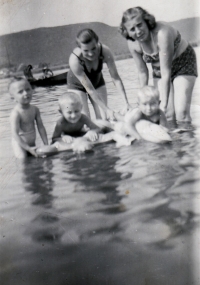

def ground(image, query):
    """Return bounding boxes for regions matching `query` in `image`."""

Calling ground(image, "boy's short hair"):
[58,92,82,110]
[76,29,99,47]
[138,86,159,102]
[8,77,31,97]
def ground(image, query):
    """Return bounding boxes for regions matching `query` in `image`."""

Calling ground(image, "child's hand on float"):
[84,130,99,142]
[62,135,74,143]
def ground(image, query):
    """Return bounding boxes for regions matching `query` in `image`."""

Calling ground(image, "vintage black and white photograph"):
[0,0,200,284]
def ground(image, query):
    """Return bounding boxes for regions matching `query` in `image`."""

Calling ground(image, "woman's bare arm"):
[157,27,174,113]
[103,45,131,109]
[128,40,149,87]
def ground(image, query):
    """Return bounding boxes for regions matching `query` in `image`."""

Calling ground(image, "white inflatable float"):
[36,132,134,157]
[34,118,171,158]
[111,120,172,144]
[135,120,172,143]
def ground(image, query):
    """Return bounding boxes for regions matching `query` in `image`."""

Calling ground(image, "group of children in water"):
[9,77,169,159]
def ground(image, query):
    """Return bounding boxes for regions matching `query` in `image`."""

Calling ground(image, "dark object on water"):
[29,71,68,87]
[24,65,36,81]
[42,67,54,78]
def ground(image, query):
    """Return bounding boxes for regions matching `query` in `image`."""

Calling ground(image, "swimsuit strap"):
[72,43,103,67]
[99,43,104,61]
[72,52,85,66]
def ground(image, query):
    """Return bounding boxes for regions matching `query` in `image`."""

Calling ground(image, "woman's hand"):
[28,146,39,157]
[106,108,115,121]
[62,135,74,143]
[84,130,99,142]
[120,103,133,116]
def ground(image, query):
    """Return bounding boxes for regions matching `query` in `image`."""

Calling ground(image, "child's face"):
[139,95,159,116]
[61,102,82,123]
[11,80,33,105]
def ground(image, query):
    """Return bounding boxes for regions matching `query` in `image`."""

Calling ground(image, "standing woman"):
[119,7,198,122]
[67,29,131,120]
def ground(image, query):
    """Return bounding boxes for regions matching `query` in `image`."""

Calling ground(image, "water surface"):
[0,56,200,285]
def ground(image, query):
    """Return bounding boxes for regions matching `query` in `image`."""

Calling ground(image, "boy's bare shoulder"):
[30,104,39,113]
[79,114,92,124]
[10,105,20,118]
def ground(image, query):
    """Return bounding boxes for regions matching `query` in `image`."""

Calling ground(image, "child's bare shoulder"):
[10,105,23,117]
[30,104,39,113]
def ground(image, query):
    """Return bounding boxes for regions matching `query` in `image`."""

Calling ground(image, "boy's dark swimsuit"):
[141,110,161,125]
[67,43,105,92]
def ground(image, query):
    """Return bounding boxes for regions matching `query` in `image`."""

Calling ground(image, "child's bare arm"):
[10,110,38,156]
[35,107,48,145]
[82,115,101,141]
[52,122,63,143]
[82,115,101,132]
[52,120,74,143]
[125,109,143,139]
[159,110,168,128]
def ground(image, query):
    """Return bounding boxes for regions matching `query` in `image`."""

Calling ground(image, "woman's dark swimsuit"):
[141,32,198,81]
[67,44,105,92]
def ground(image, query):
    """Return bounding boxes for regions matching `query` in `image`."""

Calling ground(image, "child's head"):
[9,77,33,104]
[58,92,83,123]
[137,86,160,116]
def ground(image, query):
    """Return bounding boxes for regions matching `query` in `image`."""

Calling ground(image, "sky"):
[0,0,199,36]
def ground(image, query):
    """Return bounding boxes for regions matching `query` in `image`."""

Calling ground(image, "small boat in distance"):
[23,65,67,87]
[29,71,68,87]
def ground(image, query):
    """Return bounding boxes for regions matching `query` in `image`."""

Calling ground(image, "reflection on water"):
[0,58,200,285]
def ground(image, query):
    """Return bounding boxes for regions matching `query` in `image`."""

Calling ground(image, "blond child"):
[119,86,168,139]
[50,92,134,152]
[52,92,103,143]
[9,77,48,158]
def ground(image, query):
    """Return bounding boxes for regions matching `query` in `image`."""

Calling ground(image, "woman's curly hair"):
[119,7,156,41]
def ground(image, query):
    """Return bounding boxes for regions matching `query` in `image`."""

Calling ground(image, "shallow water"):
[0,54,200,285]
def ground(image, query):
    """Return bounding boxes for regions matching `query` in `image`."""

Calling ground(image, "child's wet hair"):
[138,86,160,102]
[58,92,82,110]
[8,77,31,98]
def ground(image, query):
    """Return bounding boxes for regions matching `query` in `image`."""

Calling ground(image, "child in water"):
[10,77,48,158]
[114,86,168,140]
[52,92,102,143]
[50,92,134,152]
